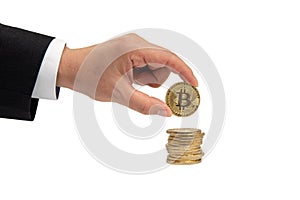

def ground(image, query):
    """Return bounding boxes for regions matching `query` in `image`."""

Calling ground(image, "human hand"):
[57,34,198,116]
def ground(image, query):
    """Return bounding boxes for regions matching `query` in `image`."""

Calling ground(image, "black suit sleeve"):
[0,23,54,121]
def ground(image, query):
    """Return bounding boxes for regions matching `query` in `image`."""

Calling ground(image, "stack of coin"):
[166,128,204,165]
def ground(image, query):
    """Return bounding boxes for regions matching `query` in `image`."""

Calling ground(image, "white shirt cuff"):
[32,38,66,100]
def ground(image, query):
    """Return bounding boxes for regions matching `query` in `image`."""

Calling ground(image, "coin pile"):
[166,128,204,165]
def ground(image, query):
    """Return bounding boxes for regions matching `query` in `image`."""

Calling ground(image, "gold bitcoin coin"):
[168,138,202,143]
[168,134,203,140]
[168,154,202,161]
[165,82,200,117]
[167,159,202,165]
[166,145,200,151]
[168,139,201,146]
[173,151,204,156]
[167,128,202,134]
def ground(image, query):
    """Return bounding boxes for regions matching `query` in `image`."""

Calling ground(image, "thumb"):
[129,89,172,116]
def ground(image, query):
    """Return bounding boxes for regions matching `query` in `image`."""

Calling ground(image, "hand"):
[57,34,198,116]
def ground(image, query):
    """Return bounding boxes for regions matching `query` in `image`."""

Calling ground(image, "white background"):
[1,0,300,199]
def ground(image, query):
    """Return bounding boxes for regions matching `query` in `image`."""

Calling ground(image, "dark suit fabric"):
[0,24,54,120]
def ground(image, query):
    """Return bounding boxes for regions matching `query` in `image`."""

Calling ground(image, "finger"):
[129,89,172,116]
[133,66,171,86]
[136,49,198,86]
[151,67,171,84]
[148,83,161,88]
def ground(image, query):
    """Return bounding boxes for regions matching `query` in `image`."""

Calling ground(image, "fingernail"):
[157,109,168,116]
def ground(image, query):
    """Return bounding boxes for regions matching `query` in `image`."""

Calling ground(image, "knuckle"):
[123,33,140,40]
[140,100,150,114]
[121,33,145,43]
[125,33,139,38]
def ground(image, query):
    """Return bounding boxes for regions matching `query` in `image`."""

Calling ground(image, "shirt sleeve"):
[32,39,66,99]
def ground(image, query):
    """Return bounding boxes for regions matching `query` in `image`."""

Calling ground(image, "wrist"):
[56,46,74,89]
[57,45,96,89]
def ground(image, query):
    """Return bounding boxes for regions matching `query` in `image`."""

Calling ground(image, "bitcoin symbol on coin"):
[176,89,191,111]
[166,82,200,116]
